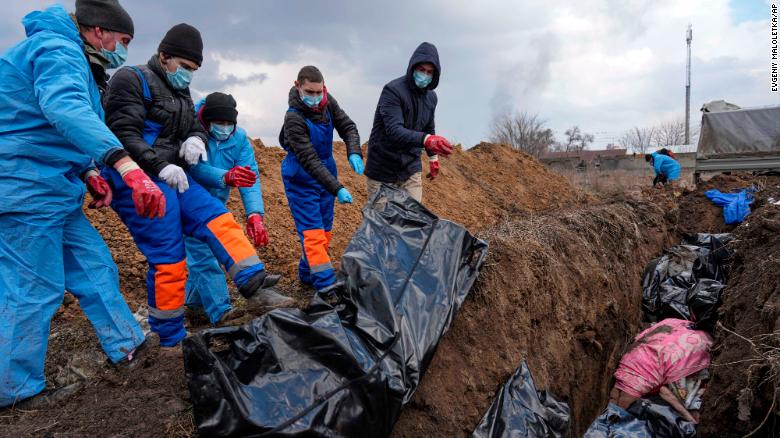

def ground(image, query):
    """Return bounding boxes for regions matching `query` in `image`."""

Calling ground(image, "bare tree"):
[619,126,656,154]
[554,125,594,152]
[489,111,556,157]
[653,119,686,146]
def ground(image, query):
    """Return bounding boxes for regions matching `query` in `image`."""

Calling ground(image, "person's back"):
[0,5,105,213]
[653,152,681,181]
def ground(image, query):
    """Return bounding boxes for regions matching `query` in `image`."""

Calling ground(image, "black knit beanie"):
[202,92,238,123]
[75,0,134,37]
[158,23,203,66]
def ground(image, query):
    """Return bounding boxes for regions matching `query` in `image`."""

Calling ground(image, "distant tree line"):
[489,112,698,157]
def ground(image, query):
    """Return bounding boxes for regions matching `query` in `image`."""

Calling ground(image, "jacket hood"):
[406,42,441,92]
[23,4,81,46]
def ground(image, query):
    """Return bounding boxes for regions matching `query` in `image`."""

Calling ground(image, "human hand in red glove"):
[85,170,112,209]
[224,166,257,188]
[426,157,440,180]
[246,213,269,247]
[423,135,453,156]
[116,160,165,218]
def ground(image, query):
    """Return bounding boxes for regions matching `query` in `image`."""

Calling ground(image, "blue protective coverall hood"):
[0,4,125,214]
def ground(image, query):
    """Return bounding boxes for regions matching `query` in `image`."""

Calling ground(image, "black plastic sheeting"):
[472,361,570,438]
[585,397,697,438]
[640,233,733,331]
[183,185,488,437]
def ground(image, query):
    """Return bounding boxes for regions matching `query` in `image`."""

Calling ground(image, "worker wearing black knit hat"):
[201,93,238,124]
[75,0,134,36]
[103,23,291,346]
[159,23,203,66]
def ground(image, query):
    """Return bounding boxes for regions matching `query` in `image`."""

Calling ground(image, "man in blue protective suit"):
[103,24,292,347]
[646,151,681,187]
[186,92,276,325]
[279,66,362,299]
[0,1,167,407]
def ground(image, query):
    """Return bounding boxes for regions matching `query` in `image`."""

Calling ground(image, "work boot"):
[317,281,345,306]
[113,332,160,371]
[11,383,82,410]
[215,308,246,327]
[238,271,294,308]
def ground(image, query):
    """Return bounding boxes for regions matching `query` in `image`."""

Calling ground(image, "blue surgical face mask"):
[167,64,193,90]
[210,123,235,141]
[300,92,323,108]
[102,41,128,69]
[413,70,433,89]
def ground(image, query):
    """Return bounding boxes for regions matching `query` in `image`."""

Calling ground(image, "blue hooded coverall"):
[0,5,144,406]
[102,67,267,346]
[651,152,681,182]
[186,99,265,324]
[282,109,338,292]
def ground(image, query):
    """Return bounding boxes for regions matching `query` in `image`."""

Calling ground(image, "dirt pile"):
[699,175,780,437]
[392,198,678,436]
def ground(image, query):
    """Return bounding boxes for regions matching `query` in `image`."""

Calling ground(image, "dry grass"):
[554,168,695,194]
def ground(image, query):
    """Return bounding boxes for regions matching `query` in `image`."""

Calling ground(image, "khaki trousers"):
[366,172,423,203]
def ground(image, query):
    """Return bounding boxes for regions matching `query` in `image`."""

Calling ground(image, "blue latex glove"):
[337,187,353,204]
[348,154,364,175]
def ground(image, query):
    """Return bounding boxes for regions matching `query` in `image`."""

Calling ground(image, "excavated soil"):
[699,176,780,437]
[393,197,678,436]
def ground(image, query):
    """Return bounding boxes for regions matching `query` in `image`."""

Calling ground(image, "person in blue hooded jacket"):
[646,151,681,186]
[0,1,167,407]
[187,92,271,325]
[365,42,454,203]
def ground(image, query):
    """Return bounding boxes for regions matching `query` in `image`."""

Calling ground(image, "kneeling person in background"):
[187,92,277,325]
[646,150,681,187]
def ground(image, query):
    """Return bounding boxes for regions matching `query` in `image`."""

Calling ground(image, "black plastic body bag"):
[183,185,488,437]
[472,361,570,438]
[640,233,733,331]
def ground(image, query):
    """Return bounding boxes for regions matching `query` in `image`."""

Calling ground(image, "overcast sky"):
[1,0,776,148]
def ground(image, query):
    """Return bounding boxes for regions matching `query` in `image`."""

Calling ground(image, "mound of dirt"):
[392,198,678,436]
[699,176,780,437]
[1,142,585,437]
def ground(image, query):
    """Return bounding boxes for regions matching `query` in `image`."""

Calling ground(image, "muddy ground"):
[1,143,777,437]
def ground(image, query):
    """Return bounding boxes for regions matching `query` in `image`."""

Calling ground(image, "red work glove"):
[423,135,453,156]
[85,170,112,209]
[426,158,440,180]
[120,165,165,218]
[224,166,257,188]
[246,213,269,247]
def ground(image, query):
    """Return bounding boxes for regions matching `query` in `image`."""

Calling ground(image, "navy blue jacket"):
[365,42,440,183]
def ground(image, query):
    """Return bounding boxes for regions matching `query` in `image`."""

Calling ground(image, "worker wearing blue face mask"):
[279,66,362,300]
[103,24,291,347]
[365,42,453,203]
[0,0,168,407]
[186,92,272,325]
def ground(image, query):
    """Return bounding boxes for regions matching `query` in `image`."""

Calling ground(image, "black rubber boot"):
[238,272,293,308]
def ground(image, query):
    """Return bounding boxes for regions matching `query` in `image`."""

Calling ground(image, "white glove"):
[179,136,207,165]
[159,164,189,193]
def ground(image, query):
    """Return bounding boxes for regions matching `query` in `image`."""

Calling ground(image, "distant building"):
[540,148,628,172]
